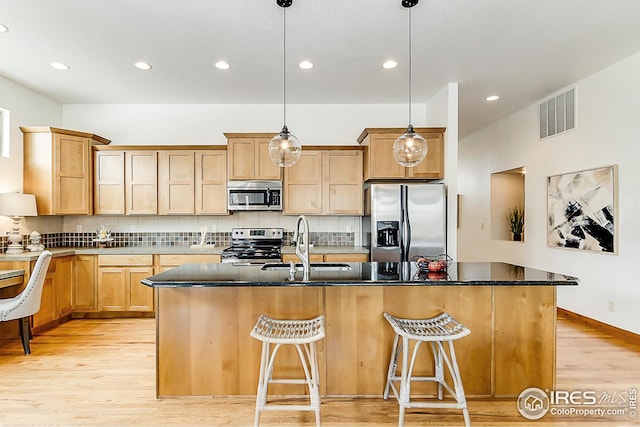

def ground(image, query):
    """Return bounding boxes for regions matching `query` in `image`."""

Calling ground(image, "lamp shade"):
[393,126,428,167]
[0,193,38,217]
[269,126,302,167]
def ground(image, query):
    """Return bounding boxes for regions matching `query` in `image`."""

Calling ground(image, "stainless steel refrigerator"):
[363,183,446,262]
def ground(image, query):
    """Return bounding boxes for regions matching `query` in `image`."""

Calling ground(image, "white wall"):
[0,75,62,192]
[62,103,427,146]
[426,83,459,259]
[458,51,640,334]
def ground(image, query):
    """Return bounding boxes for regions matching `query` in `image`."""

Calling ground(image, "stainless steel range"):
[221,228,284,264]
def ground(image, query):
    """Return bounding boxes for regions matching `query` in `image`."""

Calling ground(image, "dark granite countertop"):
[141,261,579,287]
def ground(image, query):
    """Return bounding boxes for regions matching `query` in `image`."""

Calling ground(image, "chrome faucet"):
[293,215,310,281]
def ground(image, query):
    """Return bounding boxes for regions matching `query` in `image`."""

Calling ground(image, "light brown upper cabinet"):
[225,133,282,181]
[284,148,363,215]
[159,149,228,215]
[21,127,110,215]
[94,150,125,214]
[94,146,228,215]
[158,150,195,215]
[357,127,445,180]
[195,150,228,214]
[283,151,322,214]
[126,151,158,215]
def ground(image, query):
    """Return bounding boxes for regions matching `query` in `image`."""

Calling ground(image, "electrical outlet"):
[76,224,82,233]
[130,224,136,232]
[608,301,616,313]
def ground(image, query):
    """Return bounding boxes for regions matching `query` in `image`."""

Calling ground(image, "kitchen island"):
[142,262,578,399]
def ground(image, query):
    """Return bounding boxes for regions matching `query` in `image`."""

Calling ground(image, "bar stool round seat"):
[250,314,325,427]
[383,312,471,427]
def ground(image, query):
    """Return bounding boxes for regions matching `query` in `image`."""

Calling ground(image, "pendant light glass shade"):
[393,125,427,167]
[394,0,427,167]
[269,0,301,167]
[269,125,302,167]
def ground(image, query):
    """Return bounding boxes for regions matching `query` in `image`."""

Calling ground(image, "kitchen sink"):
[260,262,352,272]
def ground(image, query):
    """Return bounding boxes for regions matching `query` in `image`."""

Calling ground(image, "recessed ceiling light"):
[0,24,8,33]
[486,95,500,102]
[383,60,398,69]
[134,62,152,70]
[215,61,230,70]
[299,61,313,70]
[50,62,70,70]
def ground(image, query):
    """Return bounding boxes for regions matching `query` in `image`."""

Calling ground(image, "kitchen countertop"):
[0,269,25,289]
[141,261,579,287]
[0,269,24,281]
[0,245,368,260]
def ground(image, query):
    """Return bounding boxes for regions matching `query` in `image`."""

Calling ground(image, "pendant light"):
[393,0,428,167]
[269,0,302,168]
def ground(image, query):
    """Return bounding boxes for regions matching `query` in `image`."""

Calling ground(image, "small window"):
[0,107,9,158]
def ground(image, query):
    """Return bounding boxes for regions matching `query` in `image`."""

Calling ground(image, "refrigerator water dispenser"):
[377,221,399,247]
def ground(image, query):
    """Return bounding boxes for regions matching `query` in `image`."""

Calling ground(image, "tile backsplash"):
[1,213,362,251]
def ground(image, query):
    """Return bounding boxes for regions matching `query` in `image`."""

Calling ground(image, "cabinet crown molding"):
[357,127,446,144]
[20,127,111,145]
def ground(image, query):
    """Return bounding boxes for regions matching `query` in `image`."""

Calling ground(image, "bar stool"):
[383,312,471,427]
[250,314,325,427]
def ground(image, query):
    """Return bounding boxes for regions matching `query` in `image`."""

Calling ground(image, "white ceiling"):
[2,0,640,138]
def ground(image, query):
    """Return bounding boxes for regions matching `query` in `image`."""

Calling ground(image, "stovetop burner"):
[222,227,284,264]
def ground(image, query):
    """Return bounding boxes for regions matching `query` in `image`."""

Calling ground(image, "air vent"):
[539,88,575,139]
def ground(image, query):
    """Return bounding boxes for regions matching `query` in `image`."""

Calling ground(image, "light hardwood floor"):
[0,314,638,426]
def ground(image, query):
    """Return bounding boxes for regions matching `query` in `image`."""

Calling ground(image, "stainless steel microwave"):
[227,180,282,211]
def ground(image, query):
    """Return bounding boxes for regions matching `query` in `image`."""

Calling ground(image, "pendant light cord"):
[408,6,412,128]
[282,6,287,128]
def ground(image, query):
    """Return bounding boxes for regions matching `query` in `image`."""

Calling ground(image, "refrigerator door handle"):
[400,185,411,262]
[399,186,406,262]
[405,186,412,260]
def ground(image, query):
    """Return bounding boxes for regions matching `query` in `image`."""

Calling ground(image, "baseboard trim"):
[32,314,71,336]
[71,311,155,319]
[557,307,640,346]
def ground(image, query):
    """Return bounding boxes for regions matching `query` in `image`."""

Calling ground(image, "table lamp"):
[0,193,38,254]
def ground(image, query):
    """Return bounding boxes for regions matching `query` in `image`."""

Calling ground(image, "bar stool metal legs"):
[251,314,325,427]
[383,312,471,427]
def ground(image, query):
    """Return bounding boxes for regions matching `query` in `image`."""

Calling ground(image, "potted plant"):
[505,206,524,241]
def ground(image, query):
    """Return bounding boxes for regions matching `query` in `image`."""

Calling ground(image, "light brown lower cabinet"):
[55,256,73,318]
[32,265,55,329]
[31,255,73,330]
[73,255,97,311]
[97,255,154,312]
[0,256,73,333]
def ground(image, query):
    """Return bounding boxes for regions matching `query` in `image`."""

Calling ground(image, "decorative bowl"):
[413,254,452,273]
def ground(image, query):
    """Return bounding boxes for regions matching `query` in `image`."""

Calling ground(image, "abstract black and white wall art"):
[547,165,617,253]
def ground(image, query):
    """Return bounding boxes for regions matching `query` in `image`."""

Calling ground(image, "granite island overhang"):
[141,262,578,399]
